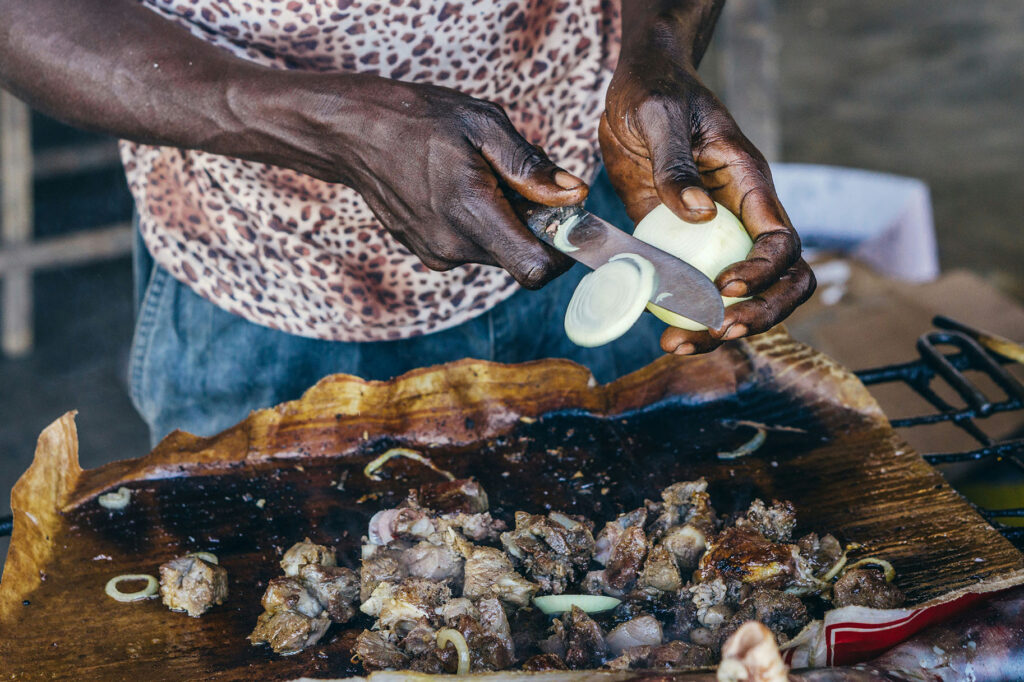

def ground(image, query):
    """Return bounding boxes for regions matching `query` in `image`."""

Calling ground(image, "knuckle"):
[510,255,552,289]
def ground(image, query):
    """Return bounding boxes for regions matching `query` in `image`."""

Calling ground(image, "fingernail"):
[722,323,747,341]
[681,187,715,213]
[720,279,748,297]
[673,343,695,356]
[554,170,584,189]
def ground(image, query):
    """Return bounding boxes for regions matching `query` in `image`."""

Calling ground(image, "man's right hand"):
[264,75,587,288]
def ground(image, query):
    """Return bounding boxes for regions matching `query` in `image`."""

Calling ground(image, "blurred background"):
[1,0,1023,560]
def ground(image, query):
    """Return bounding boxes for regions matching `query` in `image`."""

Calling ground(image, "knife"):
[517,202,726,330]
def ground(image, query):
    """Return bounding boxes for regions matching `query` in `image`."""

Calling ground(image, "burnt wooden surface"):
[1,329,1021,680]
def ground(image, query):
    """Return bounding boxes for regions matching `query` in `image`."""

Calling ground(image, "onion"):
[98,487,132,510]
[632,203,753,331]
[436,628,471,674]
[717,427,767,460]
[564,253,655,347]
[188,552,219,565]
[533,594,621,615]
[606,615,663,655]
[105,574,158,602]
[363,448,455,482]
[844,557,896,583]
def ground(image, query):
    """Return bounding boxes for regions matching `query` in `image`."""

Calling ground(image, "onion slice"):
[533,594,621,615]
[188,552,219,565]
[98,487,132,510]
[105,574,158,602]
[844,557,897,583]
[564,253,655,348]
[436,627,470,674]
[364,448,455,482]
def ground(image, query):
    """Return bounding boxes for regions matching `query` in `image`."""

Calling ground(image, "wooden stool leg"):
[1,91,34,357]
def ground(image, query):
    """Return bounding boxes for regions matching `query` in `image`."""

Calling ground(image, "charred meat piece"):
[595,508,647,565]
[833,567,905,609]
[698,526,795,589]
[354,629,410,671]
[376,577,451,633]
[360,546,406,602]
[605,644,654,670]
[158,555,228,617]
[280,538,336,577]
[262,577,324,618]
[400,540,463,586]
[500,511,595,594]
[248,608,331,655]
[451,613,515,671]
[647,640,715,669]
[648,479,717,540]
[462,545,538,606]
[639,543,683,592]
[477,597,516,661]
[299,563,360,622]
[522,653,569,671]
[796,532,844,576]
[440,511,507,542]
[660,524,709,572]
[440,597,478,624]
[606,615,663,656]
[664,594,700,641]
[719,588,809,647]
[604,525,649,595]
[563,605,608,669]
[413,478,490,514]
[397,618,437,657]
[741,499,797,543]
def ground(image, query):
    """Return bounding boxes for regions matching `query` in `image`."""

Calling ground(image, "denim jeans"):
[129,168,664,445]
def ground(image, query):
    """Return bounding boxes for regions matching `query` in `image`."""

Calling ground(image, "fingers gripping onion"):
[564,253,655,347]
[633,203,753,331]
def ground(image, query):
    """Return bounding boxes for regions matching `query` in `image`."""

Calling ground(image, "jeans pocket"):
[127,265,171,419]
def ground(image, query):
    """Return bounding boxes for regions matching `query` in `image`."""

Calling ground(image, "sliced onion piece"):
[105,574,158,602]
[564,253,655,348]
[436,627,470,674]
[364,448,455,482]
[98,486,132,510]
[844,557,896,583]
[188,551,219,565]
[533,594,621,615]
[633,203,753,331]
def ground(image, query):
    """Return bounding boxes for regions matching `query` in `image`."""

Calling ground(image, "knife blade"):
[519,202,726,330]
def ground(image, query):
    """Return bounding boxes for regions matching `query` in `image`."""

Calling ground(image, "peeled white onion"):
[563,253,655,347]
[632,203,753,331]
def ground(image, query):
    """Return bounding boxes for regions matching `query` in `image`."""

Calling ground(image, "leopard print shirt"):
[122,0,621,341]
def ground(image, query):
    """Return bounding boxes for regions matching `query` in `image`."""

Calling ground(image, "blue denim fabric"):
[129,168,665,444]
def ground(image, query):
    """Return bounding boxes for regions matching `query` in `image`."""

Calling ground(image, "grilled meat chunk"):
[720,588,809,647]
[249,608,331,655]
[440,512,507,542]
[796,532,844,576]
[262,577,324,618]
[606,645,654,670]
[280,538,336,577]
[376,577,451,633]
[660,524,709,572]
[413,478,490,514]
[158,555,228,617]
[360,546,405,602]
[741,499,797,543]
[522,653,569,671]
[606,615,663,656]
[450,613,515,671]
[648,478,717,540]
[604,525,649,595]
[477,597,516,660]
[833,567,905,609]
[500,511,595,594]
[354,629,410,671]
[698,526,795,589]
[648,640,715,668]
[440,597,478,624]
[400,540,463,585]
[595,508,647,565]
[639,543,683,592]
[563,605,608,669]
[299,563,360,622]
[462,545,538,606]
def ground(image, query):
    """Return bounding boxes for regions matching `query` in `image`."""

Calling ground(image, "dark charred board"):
[2,329,1022,680]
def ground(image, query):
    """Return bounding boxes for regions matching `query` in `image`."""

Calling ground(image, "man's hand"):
[283,76,586,288]
[601,2,815,354]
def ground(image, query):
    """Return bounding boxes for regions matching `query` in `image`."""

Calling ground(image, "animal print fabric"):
[121,0,622,341]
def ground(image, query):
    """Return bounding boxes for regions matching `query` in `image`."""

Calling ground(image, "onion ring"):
[436,628,470,674]
[105,574,158,602]
[98,487,132,510]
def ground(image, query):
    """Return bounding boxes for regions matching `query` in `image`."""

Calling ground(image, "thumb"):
[474,110,589,207]
[643,103,717,223]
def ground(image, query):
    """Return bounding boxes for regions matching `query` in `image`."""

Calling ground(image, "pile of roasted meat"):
[243,477,904,672]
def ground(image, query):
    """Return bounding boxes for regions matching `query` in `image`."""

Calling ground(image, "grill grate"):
[855,315,1024,547]
[1,316,1021,543]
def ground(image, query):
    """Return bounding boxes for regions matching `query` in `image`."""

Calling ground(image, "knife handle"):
[506,192,585,246]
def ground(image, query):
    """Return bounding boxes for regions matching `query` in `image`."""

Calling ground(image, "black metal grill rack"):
[855,316,1024,547]
[1,316,1022,545]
